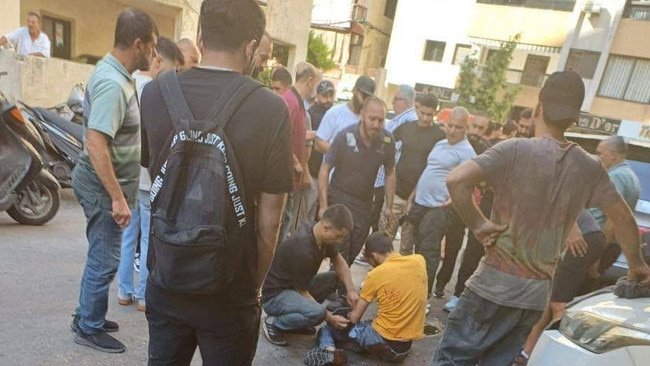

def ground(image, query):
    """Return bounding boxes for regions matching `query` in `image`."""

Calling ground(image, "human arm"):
[446,160,507,245]
[0,36,7,47]
[85,130,131,228]
[315,137,330,154]
[306,130,316,141]
[348,298,370,324]
[565,221,588,258]
[600,196,650,285]
[255,192,287,288]
[383,166,396,223]
[317,161,332,218]
[332,253,358,306]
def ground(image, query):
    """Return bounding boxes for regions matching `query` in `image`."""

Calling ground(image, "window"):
[624,0,650,20]
[453,44,472,65]
[42,15,72,59]
[521,55,549,87]
[598,55,650,103]
[565,49,600,79]
[423,40,445,62]
[476,0,576,11]
[384,0,398,19]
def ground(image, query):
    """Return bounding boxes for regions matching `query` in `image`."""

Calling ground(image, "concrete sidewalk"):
[0,190,451,365]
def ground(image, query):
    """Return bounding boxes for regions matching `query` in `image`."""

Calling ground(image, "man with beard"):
[517,108,533,138]
[305,80,336,221]
[251,31,273,79]
[466,111,491,154]
[434,71,650,365]
[69,8,158,353]
[318,97,396,283]
[0,12,51,57]
[140,0,293,364]
[381,92,445,256]
[315,75,375,154]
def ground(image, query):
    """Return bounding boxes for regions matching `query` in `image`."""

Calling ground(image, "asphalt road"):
[0,190,452,365]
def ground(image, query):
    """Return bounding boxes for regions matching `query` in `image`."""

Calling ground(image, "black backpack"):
[148,71,262,294]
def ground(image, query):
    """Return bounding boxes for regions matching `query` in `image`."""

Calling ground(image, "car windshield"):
[629,160,650,203]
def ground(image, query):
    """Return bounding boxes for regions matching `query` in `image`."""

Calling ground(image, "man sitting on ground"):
[262,204,359,347]
[304,232,427,365]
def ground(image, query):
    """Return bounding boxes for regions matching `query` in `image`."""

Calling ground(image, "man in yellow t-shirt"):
[304,232,427,365]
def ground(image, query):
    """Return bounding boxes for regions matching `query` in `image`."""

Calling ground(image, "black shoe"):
[74,330,126,353]
[303,347,347,366]
[261,316,287,346]
[70,313,119,333]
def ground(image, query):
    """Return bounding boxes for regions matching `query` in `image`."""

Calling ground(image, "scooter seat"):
[34,107,84,142]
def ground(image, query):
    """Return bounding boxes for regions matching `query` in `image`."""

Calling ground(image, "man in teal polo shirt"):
[70,9,158,354]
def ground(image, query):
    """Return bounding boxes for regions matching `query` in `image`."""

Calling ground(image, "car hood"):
[569,291,650,332]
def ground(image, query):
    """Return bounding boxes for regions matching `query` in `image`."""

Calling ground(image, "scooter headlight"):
[559,310,650,353]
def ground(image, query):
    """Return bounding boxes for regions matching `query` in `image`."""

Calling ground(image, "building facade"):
[0,0,312,106]
[385,0,650,126]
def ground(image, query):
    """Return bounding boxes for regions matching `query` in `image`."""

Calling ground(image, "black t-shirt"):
[262,222,338,303]
[324,124,396,204]
[307,103,331,178]
[394,123,445,200]
[140,68,293,307]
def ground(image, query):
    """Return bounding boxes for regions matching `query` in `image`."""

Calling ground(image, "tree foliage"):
[307,31,336,71]
[456,34,521,122]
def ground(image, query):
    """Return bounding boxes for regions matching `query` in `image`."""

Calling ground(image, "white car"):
[529,289,650,365]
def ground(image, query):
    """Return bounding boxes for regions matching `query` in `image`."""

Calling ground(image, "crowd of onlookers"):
[6,1,649,366]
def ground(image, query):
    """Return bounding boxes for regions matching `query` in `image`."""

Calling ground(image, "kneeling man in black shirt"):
[262,204,359,346]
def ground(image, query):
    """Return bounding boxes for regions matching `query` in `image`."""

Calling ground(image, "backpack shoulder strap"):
[157,71,193,134]
[206,76,263,130]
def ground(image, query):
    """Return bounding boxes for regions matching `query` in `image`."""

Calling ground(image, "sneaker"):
[70,313,119,333]
[136,299,146,312]
[303,347,347,366]
[426,303,431,315]
[433,287,445,299]
[133,252,140,273]
[261,316,287,346]
[353,256,370,266]
[117,290,133,306]
[74,330,126,353]
[443,296,459,313]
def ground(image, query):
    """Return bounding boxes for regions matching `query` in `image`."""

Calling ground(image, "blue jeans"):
[72,167,123,334]
[318,321,409,362]
[117,189,150,301]
[262,272,338,330]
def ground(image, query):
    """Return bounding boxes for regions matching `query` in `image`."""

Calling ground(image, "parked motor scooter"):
[0,92,61,225]
[18,102,83,188]
[48,83,85,125]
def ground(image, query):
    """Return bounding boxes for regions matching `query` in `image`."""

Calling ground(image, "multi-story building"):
[311,0,396,72]
[0,0,312,106]
[385,0,650,128]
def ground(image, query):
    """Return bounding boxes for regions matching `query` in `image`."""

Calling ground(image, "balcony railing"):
[476,65,550,88]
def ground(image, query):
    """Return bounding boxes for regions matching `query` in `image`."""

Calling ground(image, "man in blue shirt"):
[406,107,476,298]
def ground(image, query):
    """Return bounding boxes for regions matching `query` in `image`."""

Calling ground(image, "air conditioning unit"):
[582,1,602,14]
[632,0,650,5]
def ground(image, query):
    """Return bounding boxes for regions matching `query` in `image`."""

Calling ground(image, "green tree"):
[307,31,336,71]
[456,34,521,122]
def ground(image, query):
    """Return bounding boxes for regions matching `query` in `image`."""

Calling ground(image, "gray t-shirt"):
[415,139,476,208]
[466,137,619,311]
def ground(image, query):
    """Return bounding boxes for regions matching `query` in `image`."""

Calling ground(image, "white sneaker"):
[353,256,370,266]
[443,296,459,313]
[426,303,431,315]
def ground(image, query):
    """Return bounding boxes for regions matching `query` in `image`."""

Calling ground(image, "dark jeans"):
[454,197,492,297]
[415,205,465,296]
[72,166,123,334]
[329,193,371,266]
[432,290,542,366]
[262,272,339,330]
[370,186,385,232]
[146,291,261,366]
[551,231,606,302]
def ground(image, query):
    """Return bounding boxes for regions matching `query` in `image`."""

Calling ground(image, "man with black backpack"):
[139,0,293,364]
